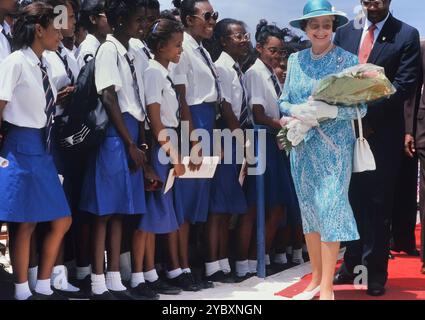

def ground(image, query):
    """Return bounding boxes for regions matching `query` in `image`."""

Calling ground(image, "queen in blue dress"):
[278,0,367,300]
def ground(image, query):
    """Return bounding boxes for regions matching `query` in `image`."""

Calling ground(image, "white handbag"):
[352,107,376,173]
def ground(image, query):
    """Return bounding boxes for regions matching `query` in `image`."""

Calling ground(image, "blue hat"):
[289,0,349,30]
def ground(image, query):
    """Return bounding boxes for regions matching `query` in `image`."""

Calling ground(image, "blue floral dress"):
[279,46,367,242]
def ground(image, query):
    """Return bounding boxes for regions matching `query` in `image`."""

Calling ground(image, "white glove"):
[286,119,315,146]
[306,99,338,121]
[290,103,317,123]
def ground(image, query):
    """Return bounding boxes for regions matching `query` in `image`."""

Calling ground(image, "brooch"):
[382,36,386,42]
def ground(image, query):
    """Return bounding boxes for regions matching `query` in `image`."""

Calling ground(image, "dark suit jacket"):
[334,15,421,138]
[405,41,425,148]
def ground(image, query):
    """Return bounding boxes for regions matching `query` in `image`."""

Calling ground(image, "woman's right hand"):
[128,143,145,173]
[173,163,186,177]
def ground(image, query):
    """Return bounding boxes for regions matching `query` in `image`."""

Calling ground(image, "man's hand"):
[404,134,416,158]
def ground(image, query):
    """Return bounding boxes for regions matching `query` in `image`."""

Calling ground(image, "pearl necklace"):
[310,43,335,60]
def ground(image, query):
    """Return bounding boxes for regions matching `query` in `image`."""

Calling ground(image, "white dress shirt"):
[144,60,179,128]
[359,13,390,50]
[171,32,219,106]
[0,22,11,64]
[0,47,57,129]
[95,34,145,122]
[245,58,280,120]
[77,33,101,68]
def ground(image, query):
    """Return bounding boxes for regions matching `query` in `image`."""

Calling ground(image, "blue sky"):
[158,0,425,38]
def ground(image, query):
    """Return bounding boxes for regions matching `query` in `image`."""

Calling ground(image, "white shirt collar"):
[150,59,169,77]
[364,12,390,32]
[254,58,274,78]
[184,32,203,50]
[0,21,11,36]
[106,34,130,57]
[23,47,45,67]
[218,51,237,69]
[86,34,100,47]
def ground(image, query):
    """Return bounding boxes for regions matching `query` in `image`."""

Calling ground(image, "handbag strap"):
[351,107,364,140]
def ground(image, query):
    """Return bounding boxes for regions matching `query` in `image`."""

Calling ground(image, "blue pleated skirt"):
[244,130,297,208]
[79,113,147,216]
[0,126,71,222]
[174,102,216,224]
[209,135,247,215]
[139,143,180,233]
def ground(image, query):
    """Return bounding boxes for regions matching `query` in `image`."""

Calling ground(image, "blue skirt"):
[139,143,180,233]
[79,113,147,216]
[0,126,71,222]
[244,130,296,208]
[209,136,247,215]
[174,102,216,224]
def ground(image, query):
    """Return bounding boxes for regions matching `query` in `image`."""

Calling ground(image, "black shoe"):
[53,288,88,300]
[90,290,117,300]
[233,273,254,283]
[333,271,354,285]
[0,265,12,282]
[30,290,68,300]
[69,275,91,296]
[130,283,160,300]
[147,278,181,295]
[205,271,229,282]
[168,273,201,292]
[109,289,135,300]
[367,283,386,297]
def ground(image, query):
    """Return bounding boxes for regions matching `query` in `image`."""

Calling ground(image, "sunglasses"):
[361,0,386,8]
[227,32,251,41]
[191,11,219,22]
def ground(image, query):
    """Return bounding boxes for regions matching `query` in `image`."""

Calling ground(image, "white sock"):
[91,273,108,295]
[35,279,53,295]
[28,266,38,291]
[219,258,231,274]
[106,271,127,291]
[286,246,293,255]
[51,265,79,292]
[205,261,221,277]
[182,268,191,274]
[235,260,249,277]
[14,282,32,300]
[119,252,132,282]
[130,272,145,288]
[144,269,159,283]
[76,265,91,280]
[273,253,288,265]
[248,260,257,274]
[167,268,183,280]
[302,244,308,253]
[292,249,304,263]
[265,254,271,266]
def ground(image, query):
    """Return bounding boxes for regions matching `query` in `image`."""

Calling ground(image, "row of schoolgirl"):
[0,0,302,300]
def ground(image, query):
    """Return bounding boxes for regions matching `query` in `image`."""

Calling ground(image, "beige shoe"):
[292,285,320,300]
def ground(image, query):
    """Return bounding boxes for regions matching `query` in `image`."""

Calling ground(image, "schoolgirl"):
[78,0,148,300]
[242,19,296,275]
[204,18,250,282]
[0,2,72,300]
[168,0,220,290]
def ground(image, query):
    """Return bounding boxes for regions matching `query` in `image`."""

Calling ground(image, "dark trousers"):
[418,149,425,262]
[391,153,418,251]
[343,132,403,286]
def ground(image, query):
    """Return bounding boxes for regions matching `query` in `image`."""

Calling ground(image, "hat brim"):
[289,11,349,29]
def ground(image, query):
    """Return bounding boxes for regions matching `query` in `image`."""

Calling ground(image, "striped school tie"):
[124,53,149,122]
[198,46,223,105]
[271,73,282,98]
[1,26,12,49]
[233,63,250,129]
[142,42,152,60]
[39,63,56,152]
[56,47,75,85]
[167,75,181,122]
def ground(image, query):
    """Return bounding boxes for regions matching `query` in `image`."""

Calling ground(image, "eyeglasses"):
[361,0,386,8]
[97,13,107,18]
[227,32,251,42]
[191,11,219,22]
[264,47,286,55]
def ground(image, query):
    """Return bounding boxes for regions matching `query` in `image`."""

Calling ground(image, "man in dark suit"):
[333,0,421,296]
[405,40,425,274]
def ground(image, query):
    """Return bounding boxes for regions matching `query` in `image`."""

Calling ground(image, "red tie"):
[358,24,377,64]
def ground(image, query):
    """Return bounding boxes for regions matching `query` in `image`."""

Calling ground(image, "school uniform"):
[129,38,152,69]
[139,59,180,233]
[0,21,11,64]
[0,47,71,222]
[77,33,101,68]
[170,32,219,224]
[44,43,83,210]
[79,35,147,216]
[244,58,296,208]
[209,52,247,214]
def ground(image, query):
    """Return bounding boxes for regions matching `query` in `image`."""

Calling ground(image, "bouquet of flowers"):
[278,64,396,154]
